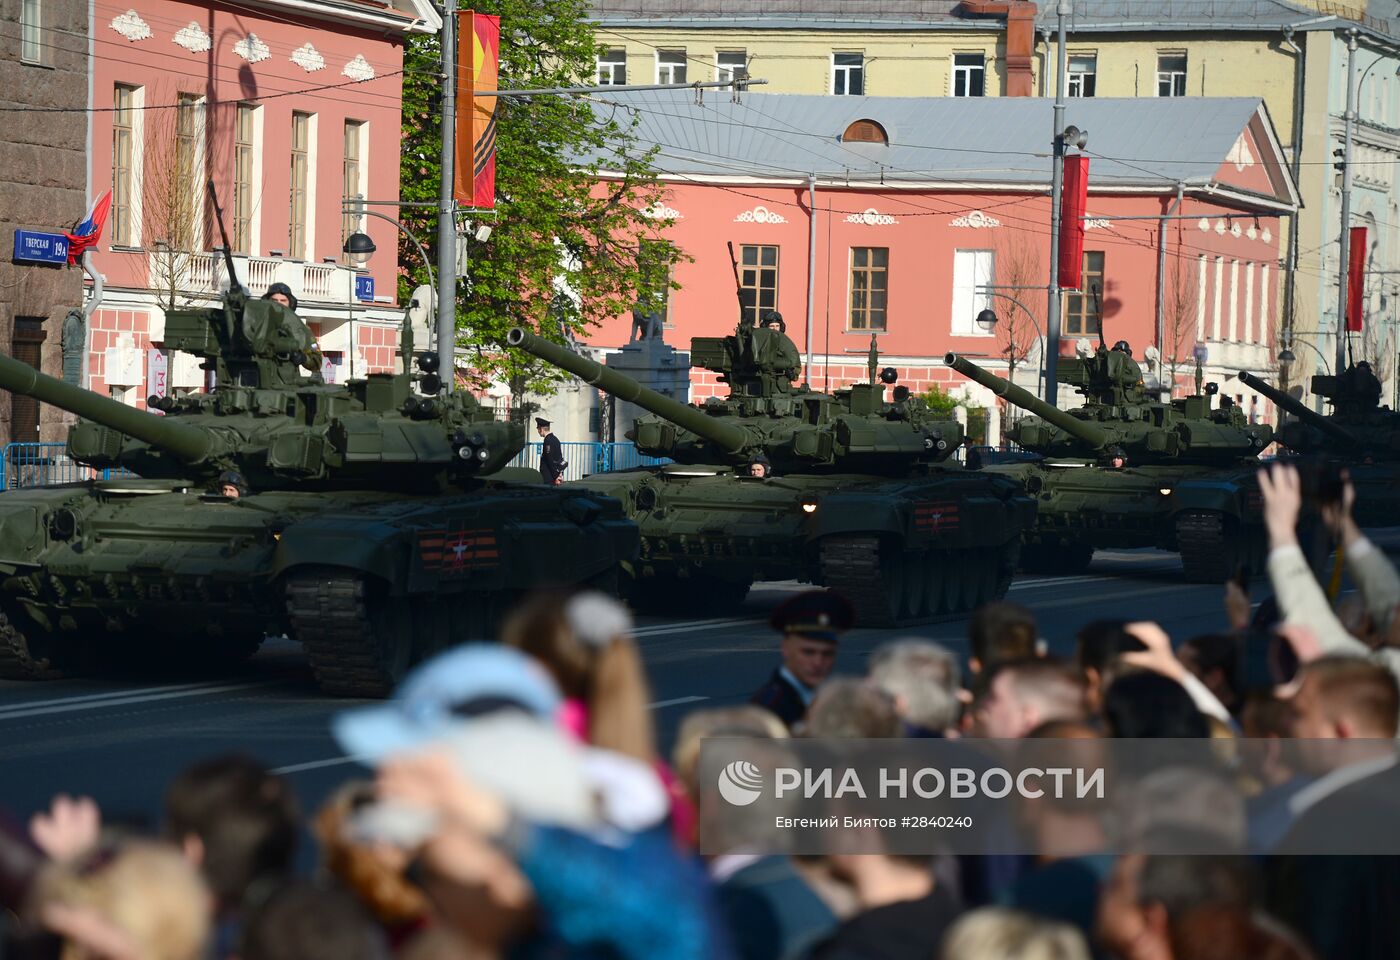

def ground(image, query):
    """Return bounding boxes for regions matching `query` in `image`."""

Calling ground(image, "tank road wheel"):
[973,550,1001,607]
[938,561,966,615]
[286,569,414,698]
[901,554,930,621]
[1177,511,1261,583]
[0,605,84,680]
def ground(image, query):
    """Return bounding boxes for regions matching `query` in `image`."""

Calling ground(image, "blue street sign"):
[355,275,375,302]
[13,230,69,266]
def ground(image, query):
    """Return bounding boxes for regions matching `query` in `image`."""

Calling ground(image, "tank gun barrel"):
[0,353,211,463]
[507,327,750,455]
[1237,370,1360,447]
[944,353,1110,448]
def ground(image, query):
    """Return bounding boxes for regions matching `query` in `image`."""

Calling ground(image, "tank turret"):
[0,184,521,492]
[946,346,1272,464]
[508,323,961,475]
[1240,366,1400,460]
[1236,371,1362,451]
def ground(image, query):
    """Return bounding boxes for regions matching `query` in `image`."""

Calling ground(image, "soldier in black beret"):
[749,589,855,729]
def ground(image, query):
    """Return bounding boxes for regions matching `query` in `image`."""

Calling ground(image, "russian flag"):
[66,189,112,265]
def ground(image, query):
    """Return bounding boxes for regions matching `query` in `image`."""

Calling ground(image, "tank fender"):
[803,493,906,540]
[1166,477,1254,518]
[272,521,406,584]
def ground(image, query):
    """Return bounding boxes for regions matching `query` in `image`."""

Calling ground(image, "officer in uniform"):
[537,418,566,485]
[749,589,855,729]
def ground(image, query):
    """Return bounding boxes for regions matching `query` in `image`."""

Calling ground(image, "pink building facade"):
[577,93,1299,446]
[82,0,437,408]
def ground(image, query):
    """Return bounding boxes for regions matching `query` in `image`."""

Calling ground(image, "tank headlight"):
[457,446,475,461]
[1159,487,1173,497]
[800,496,819,514]
[475,447,491,462]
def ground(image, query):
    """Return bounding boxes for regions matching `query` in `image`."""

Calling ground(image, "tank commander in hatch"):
[749,589,855,729]
[747,452,773,479]
[216,469,249,499]
[758,310,802,383]
[261,283,323,374]
[263,282,298,312]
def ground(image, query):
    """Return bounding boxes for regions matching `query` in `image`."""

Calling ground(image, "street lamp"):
[974,287,1046,399]
[343,230,375,266]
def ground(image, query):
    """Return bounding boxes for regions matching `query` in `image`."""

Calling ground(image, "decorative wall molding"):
[343,54,376,82]
[1214,219,1227,235]
[291,42,326,73]
[845,208,897,226]
[1084,217,1113,230]
[173,22,211,53]
[1261,227,1273,243]
[733,205,787,224]
[1227,135,1257,172]
[950,210,1000,228]
[1230,223,1242,238]
[641,202,682,220]
[110,10,151,42]
[233,33,271,63]
[1198,217,1211,232]
[1246,225,1258,240]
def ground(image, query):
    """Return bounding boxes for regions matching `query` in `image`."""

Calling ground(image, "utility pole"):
[1336,29,1358,377]
[1044,0,1070,408]
[436,0,458,393]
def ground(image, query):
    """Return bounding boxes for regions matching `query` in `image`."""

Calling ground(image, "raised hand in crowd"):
[28,794,101,864]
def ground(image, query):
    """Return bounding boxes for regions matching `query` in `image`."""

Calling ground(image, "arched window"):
[842,119,888,145]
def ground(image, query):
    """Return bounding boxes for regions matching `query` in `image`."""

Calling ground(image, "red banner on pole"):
[454,11,499,209]
[1347,225,1367,332]
[1058,155,1089,290]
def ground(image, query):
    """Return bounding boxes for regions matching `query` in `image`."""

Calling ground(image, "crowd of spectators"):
[0,461,1397,960]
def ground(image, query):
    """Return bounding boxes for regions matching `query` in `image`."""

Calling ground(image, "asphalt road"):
[0,543,1275,830]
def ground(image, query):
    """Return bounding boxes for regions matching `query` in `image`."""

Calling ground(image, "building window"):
[342,120,364,262]
[111,84,137,246]
[21,0,43,64]
[656,50,686,84]
[832,53,864,96]
[289,112,311,260]
[952,53,985,97]
[716,50,747,84]
[597,49,626,85]
[173,94,201,250]
[1064,251,1106,336]
[849,248,889,331]
[1157,53,1187,97]
[233,104,256,253]
[637,240,675,327]
[739,245,779,324]
[1067,55,1096,97]
[951,249,995,336]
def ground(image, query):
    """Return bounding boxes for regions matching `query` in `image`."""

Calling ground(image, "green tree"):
[397,0,679,392]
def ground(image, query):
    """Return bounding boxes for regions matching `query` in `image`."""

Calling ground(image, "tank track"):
[819,536,1010,628]
[0,608,67,681]
[285,571,400,698]
[1177,511,1248,583]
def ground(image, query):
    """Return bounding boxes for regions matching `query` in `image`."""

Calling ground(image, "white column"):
[1212,256,1224,341]
[1259,262,1271,347]
[1243,261,1255,344]
[1196,254,1207,341]
[1228,260,1240,342]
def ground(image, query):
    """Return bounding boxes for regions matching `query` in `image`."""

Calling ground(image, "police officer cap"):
[262,282,298,312]
[535,417,551,429]
[769,589,855,642]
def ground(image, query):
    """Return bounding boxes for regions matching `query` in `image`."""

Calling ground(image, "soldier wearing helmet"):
[217,469,249,499]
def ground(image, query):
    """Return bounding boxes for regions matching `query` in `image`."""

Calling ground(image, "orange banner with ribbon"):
[454,11,499,209]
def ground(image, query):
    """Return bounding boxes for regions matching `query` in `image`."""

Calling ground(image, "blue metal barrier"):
[508,442,670,482]
[1,443,132,489]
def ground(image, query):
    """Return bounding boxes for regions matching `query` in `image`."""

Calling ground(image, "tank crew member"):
[537,417,566,486]
[749,589,855,729]
[1111,340,1132,357]
[217,469,248,499]
[748,451,773,479]
[758,310,802,383]
[262,282,299,312]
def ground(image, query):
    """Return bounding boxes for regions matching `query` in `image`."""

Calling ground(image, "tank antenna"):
[207,180,246,298]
